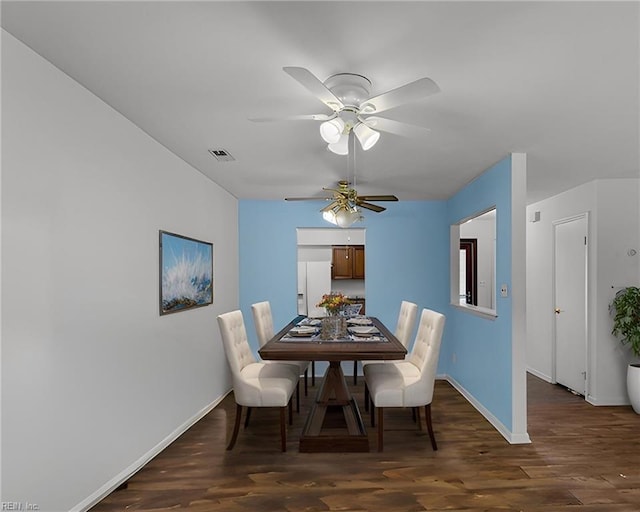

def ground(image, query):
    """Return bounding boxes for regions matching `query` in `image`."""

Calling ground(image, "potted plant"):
[610,286,640,413]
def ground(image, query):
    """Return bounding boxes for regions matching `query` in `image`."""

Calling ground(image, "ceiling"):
[2,1,638,204]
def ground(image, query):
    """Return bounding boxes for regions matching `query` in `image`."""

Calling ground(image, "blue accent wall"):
[239,155,515,431]
[445,155,513,430]
[239,200,449,354]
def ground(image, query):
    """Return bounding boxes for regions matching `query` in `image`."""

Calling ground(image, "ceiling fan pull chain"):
[347,130,355,185]
[352,132,357,189]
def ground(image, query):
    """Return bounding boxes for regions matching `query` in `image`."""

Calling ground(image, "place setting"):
[346,316,373,326]
[348,325,385,341]
[283,325,319,341]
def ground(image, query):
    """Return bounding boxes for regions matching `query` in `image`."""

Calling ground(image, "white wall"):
[526,179,640,405]
[1,31,238,511]
[296,227,365,246]
[592,180,640,402]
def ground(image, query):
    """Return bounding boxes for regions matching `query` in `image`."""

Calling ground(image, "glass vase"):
[321,315,346,340]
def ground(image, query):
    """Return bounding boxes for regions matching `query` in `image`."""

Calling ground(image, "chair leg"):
[425,403,437,451]
[353,360,358,385]
[412,407,417,422]
[304,368,309,396]
[227,404,243,451]
[364,383,369,412]
[296,381,300,413]
[311,361,315,386]
[415,407,422,431]
[377,407,384,452]
[280,406,287,452]
[370,400,375,427]
[289,398,293,425]
[244,407,252,428]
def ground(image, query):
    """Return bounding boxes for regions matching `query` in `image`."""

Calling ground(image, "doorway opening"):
[460,238,477,305]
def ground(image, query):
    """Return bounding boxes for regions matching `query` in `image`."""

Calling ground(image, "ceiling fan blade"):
[357,201,386,213]
[285,196,333,201]
[357,195,399,202]
[359,77,440,114]
[361,116,431,138]
[283,67,345,111]
[249,113,333,122]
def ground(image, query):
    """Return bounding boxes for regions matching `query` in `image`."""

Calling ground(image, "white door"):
[554,214,588,395]
[305,261,332,317]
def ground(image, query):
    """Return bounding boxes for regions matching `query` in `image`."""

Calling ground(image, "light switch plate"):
[500,284,508,297]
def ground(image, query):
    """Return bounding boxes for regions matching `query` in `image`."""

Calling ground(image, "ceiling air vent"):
[208,149,235,162]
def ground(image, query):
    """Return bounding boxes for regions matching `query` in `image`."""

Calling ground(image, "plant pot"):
[627,363,640,414]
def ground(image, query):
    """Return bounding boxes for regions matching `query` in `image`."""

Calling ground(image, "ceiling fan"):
[286,179,398,213]
[250,67,439,154]
[285,176,398,228]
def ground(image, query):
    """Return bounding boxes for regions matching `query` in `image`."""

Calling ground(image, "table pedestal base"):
[299,361,369,453]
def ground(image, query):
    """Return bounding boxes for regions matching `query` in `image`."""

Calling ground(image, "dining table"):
[259,315,406,452]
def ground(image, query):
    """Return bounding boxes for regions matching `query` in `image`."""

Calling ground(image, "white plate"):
[289,326,318,336]
[288,331,317,338]
[347,318,372,325]
[299,318,321,326]
[349,326,379,335]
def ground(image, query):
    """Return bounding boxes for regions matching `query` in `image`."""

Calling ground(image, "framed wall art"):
[159,230,213,315]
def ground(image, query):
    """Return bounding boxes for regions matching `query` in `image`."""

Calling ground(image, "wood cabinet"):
[331,247,352,279]
[331,245,365,279]
[352,246,365,279]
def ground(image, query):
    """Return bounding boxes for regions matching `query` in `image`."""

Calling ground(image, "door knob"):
[555,308,562,314]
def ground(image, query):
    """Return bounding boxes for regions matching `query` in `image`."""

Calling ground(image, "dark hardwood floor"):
[91,374,640,511]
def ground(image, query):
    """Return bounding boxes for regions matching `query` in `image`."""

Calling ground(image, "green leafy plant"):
[610,286,640,358]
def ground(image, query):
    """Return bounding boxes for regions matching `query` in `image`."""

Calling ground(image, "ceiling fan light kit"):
[322,203,362,228]
[353,122,380,151]
[319,118,345,144]
[327,134,349,155]
[335,208,361,228]
[321,108,380,153]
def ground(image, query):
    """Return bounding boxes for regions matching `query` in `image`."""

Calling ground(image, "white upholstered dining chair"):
[364,308,445,452]
[394,300,420,349]
[251,301,311,402]
[217,310,299,451]
[357,300,418,385]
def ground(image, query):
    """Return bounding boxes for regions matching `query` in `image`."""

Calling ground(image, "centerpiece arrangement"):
[316,293,351,339]
[316,292,352,316]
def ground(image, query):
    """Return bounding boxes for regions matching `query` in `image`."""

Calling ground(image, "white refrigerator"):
[297,261,332,317]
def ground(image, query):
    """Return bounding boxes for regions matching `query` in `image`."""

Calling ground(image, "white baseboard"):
[442,375,530,445]
[526,367,552,382]
[586,395,630,407]
[73,390,232,512]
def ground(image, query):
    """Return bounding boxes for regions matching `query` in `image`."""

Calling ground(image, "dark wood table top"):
[259,316,407,362]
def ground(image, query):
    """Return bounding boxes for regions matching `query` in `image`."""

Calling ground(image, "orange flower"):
[316,293,352,314]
